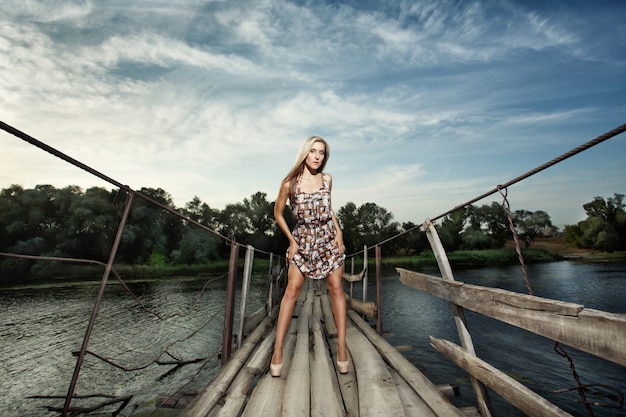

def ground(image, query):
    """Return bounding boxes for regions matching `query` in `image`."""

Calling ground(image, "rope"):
[497,187,533,296]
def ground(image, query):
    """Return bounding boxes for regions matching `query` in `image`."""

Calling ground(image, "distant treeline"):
[0,184,623,278]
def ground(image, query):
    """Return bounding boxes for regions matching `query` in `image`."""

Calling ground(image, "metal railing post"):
[375,245,382,335]
[61,190,135,417]
[237,245,254,348]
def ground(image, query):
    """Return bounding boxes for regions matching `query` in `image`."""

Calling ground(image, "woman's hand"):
[287,242,299,261]
[333,237,345,255]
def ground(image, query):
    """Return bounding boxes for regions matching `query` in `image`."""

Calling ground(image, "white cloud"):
[1,0,625,228]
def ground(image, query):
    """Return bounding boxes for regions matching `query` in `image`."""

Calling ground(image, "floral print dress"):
[290,176,345,280]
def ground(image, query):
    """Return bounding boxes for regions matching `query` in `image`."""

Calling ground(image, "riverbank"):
[507,236,626,262]
[3,237,625,287]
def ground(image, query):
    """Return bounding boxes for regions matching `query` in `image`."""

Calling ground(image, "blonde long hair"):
[282,135,330,199]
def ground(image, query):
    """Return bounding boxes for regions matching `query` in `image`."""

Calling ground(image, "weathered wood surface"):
[431,337,574,417]
[423,220,493,417]
[179,280,473,417]
[179,307,278,417]
[348,310,466,417]
[343,269,366,282]
[345,294,376,319]
[398,268,626,368]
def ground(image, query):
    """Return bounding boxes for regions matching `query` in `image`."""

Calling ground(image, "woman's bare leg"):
[272,264,305,365]
[327,267,348,362]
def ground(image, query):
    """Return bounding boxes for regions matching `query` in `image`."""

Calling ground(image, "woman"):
[270,135,349,377]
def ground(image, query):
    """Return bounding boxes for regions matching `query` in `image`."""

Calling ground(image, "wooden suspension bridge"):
[1,120,625,417]
[170,219,625,417]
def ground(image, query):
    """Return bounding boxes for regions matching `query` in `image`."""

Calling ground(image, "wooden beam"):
[430,337,574,417]
[346,325,407,417]
[281,285,314,416]
[397,268,626,367]
[348,310,466,417]
[423,220,492,417]
[179,307,277,417]
[346,294,376,319]
[343,269,366,282]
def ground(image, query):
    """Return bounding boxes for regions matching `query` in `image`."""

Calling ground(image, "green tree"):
[337,202,360,254]
[219,202,252,243]
[583,194,624,223]
[120,187,175,263]
[355,202,400,254]
[244,192,276,250]
[61,186,120,260]
[565,194,625,252]
[183,196,220,230]
[396,221,428,255]
[171,228,220,264]
[513,210,552,247]
[437,208,465,251]
[475,202,510,245]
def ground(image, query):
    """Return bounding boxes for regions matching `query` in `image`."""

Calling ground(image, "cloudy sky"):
[1,0,625,228]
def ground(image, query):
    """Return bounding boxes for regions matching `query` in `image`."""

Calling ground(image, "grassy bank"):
[3,237,625,286]
[347,237,626,271]
[354,247,563,271]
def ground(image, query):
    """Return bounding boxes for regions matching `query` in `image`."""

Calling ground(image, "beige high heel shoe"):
[270,362,283,377]
[337,360,349,374]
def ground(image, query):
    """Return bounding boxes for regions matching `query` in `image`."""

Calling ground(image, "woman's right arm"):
[274,180,299,260]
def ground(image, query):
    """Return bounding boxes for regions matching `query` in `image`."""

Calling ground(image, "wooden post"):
[349,256,355,299]
[267,253,274,314]
[237,245,254,349]
[222,240,239,365]
[375,245,383,335]
[424,219,493,417]
[362,245,368,303]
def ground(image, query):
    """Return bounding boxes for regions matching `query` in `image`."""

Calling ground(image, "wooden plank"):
[179,308,277,417]
[311,319,346,417]
[346,324,406,417]
[240,320,298,417]
[398,268,626,367]
[320,288,338,338]
[243,306,267,336]
[217,327,278,416]
[281,285,314,416]
[389,367,437,417]
[322,291,359,417]
[345,294,376,319]
[246,328,275,374]
[214,368,256,417]
[430,337,574,417]
[348,310,466,417]
[459,406,481,417]
[343,269,366,282]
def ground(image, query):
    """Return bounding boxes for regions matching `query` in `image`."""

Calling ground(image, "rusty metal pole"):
[221,240,239,365]
[62,190,134,417]
[375,245,383,335]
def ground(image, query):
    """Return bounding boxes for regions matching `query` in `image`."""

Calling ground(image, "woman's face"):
[304,141,326,172]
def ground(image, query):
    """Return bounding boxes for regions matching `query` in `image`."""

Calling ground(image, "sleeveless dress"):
[290,176,345,280]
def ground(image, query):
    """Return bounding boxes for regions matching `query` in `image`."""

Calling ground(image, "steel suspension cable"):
[348,122,626,257]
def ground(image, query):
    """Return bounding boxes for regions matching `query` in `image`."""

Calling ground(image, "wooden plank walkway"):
[178,280,479,417]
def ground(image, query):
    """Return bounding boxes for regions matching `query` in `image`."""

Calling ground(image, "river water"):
[1,261,625,417]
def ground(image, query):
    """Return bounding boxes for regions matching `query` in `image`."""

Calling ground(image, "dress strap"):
[321,173,329,187]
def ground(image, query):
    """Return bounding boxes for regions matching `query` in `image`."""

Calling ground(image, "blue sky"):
[1,0,625,228]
